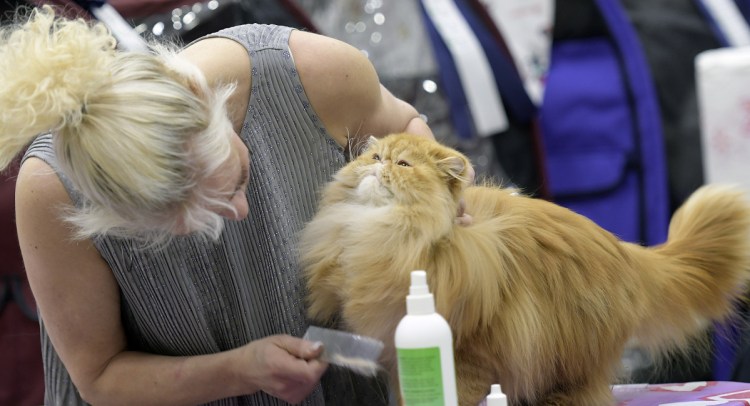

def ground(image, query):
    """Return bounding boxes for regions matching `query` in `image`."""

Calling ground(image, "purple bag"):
[540,0,669,246]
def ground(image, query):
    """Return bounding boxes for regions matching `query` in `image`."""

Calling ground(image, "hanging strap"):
[595,0,669,246]
[695,0,750,46]
[420,0,544,136]
[473,0,554,106]
[420,0,508,138]
[73,0,150,52]
[735,0,750,23]
[455,0,537,123]
[458,0,550,198]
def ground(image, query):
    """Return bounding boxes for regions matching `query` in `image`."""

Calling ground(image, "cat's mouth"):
[355,173,393,205]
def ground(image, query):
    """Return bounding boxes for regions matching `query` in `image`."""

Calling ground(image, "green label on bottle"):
[396,347,444,406]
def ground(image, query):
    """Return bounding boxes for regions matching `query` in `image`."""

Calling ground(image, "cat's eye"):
[373,153,381,161]
[397,160,411,167]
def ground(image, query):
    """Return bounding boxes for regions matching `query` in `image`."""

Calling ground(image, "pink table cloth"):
[614,381,750,405]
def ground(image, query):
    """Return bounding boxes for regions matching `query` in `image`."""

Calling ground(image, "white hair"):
[0,6,240,245]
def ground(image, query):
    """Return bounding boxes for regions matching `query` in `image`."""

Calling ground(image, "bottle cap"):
[486,384,507,406]
[409,271,430,295]
[406,270,435,315]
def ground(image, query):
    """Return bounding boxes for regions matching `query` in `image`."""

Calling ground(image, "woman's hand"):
[456,162,476,227]
[238,335,328,404]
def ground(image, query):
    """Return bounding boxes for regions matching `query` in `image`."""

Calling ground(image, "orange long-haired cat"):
[299,133,750,406]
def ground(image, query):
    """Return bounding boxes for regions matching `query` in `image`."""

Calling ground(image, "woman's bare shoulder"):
[288,30,382,146]
[17,157,68,205]
[16,157,95,266]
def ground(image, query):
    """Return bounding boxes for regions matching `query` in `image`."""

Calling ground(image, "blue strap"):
[419,2,475,141]
[71,0,105,12]
[454,0,536,123]
[419,0,537,140]
[459,0,550,197]
[594,0,669,246]
[694,0,733,46]
[736,0,750,23]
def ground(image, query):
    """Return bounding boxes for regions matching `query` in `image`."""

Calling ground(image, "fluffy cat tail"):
[630,184,750,354]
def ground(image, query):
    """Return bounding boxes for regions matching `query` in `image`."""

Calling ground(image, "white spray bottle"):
[395,270,458,405]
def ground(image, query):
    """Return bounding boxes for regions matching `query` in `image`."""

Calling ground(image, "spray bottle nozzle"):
[486,383,508,406]
[409,270,430,296]
[406,270,435,315]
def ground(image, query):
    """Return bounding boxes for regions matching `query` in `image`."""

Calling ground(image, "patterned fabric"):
[614,381,750,405]
[24,24,389,405]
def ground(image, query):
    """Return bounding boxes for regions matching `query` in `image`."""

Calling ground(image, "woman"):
[0,6,433,405]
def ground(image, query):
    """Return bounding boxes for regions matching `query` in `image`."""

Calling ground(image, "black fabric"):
[553,0,609,40]
[621,0,721,213]
[0,0,26,22]
[0,275,38,322]
[619,0,721,383]
[491,118,547,197]
[731,303,750,382]
[618,0,725,381]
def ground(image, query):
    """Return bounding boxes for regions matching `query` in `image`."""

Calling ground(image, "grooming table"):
[614,381,750,405]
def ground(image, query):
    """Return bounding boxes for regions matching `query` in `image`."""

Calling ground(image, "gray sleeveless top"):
[23,24,390,406]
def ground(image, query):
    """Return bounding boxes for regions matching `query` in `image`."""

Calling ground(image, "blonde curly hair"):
[0,6,239,244]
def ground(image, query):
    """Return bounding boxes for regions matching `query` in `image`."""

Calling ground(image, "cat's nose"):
[368,165,382,177]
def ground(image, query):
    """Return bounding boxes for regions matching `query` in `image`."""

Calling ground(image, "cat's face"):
[334,133,472,208]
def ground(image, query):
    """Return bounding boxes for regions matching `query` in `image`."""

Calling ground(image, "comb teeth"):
[328,353,381,376]
[303,326,385,376]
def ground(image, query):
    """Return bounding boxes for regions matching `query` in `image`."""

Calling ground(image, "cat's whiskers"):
[344,123,369,160]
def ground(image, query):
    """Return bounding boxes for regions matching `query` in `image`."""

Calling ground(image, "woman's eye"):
[397,160,411,167]
[373,153,381,161]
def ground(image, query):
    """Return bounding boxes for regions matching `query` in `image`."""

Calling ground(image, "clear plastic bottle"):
[395,270,458,405]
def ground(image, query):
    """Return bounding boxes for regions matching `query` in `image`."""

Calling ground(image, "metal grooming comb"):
[303,326,385,377]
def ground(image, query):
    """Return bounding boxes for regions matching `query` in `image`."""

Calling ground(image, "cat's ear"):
[354,136,379,158]
[438,155,475,186]
[438,156,466,180]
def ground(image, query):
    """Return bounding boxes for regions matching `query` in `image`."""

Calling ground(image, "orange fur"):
[299,133,750,406]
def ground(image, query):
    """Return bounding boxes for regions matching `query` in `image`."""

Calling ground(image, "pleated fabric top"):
[23,24,390,405]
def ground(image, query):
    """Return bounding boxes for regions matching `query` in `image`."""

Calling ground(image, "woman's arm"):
[16,158,326,405]
[290,30,435,146]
